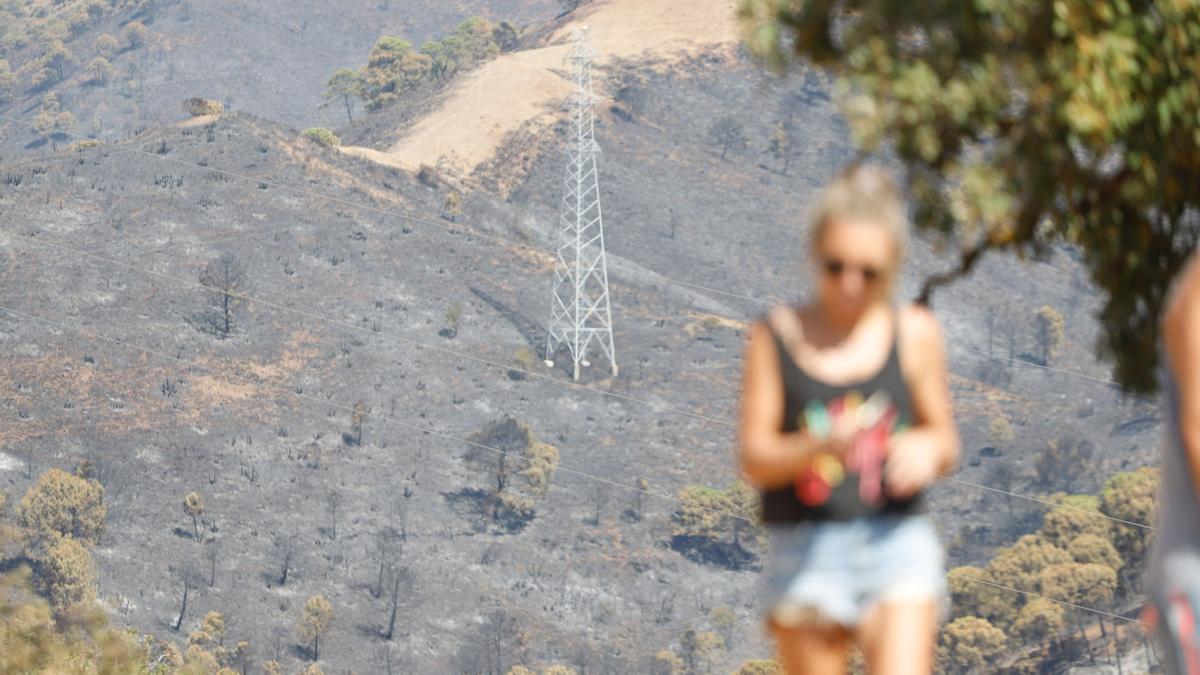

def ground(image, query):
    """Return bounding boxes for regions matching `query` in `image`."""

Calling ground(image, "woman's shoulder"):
[897,303,944,349]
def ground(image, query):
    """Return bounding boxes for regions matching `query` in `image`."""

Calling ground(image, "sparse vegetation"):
[303,127,341,148]
[333,17,505,112]
[708,116,747,160]
[198,252,250,337]
[297,595,334,661]
[184,97,224,116]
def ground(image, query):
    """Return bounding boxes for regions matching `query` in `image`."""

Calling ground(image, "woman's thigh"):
[772,622,852,675]
[856,600,938,675]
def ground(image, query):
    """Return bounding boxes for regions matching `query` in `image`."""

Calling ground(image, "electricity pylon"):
[544,27,617,381]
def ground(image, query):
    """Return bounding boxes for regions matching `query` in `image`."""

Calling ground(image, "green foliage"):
[17,468,106,549]
[338,17,503,112]
[1012,597,1065,646]
[123,21,149,50]
[988,416,1014,446]
[0,567,152,672]
[443,191,464,222]
[324,68,364,123]
[1037,561,1116,607]
[1039,494,1112,548]
[297,594,334,661]
[183,491,205,541]
[735,659,782,675]
[1033,305,1066,364]
[1067,533,1123,571]
[679,629,725,673]
[465,417,560,527]
[1100,467,1158,567]
[987,534,1073,597]
[513,346,536,371]
[93,33,119,57]
[740,0,1200,393]
[84,56,113,84]
[184,98,224,116]
[674,481,761,551]
[939,616,1007,672]
[38,535,95,610]
[302,127,341,148]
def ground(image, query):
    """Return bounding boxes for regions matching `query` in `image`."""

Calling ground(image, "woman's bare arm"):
[738,318,828,489]
[885,306,961,497]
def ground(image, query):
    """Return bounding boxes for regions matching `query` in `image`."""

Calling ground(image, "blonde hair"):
[808,162,909,265]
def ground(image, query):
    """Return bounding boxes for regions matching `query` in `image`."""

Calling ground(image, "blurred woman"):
[738,163,960,674]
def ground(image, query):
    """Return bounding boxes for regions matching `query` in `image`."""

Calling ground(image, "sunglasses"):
[822,258,881,282]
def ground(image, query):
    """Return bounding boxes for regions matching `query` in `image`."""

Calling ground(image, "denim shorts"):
[765,514,948,628]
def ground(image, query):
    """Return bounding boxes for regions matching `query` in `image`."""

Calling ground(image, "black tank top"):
[759,310,924,523]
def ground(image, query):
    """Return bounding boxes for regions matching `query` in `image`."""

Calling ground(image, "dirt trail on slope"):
[340,0,741,175]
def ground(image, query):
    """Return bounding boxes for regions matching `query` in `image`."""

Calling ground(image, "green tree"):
[1100,467,1158,568]
[1037,561,1117,608]
[43,40,73,82]
[297,595,334,661]
[363,37,432,109]
[938,616,1007,672]
[1012,597,1065,649]
[946,565,1019,628]
[465,417,560,526]
[0,569,150,672]
[17,468,106,548]
[38,535,96,610]
[1068,533,1123,572]
[324,68,363,124]
[1033,305,1066,364]
[1039,495,1112,549]
[986,534,1073,598]
[652,650,685,675]
[302,127,340,148]
[680,629,725,673]
[183,491,205,541]
[740,0,1200,394]
[123,21,148,49]
[444,191,464,222]
[674,481,761,553]
[988,416,1014,447]
[93,33,119,57]
[84,56,113,84]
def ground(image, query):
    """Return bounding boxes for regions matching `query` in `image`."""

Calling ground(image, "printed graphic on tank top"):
[760,312,924,523]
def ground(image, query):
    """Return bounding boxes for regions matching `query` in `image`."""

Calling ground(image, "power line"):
[963,575,1147,626]
[0,303,745,525]
[0,230,730,428]
[0,111,1133,391]
[0,301,1149,631]
[1,228,1158,534]
[940,475,1154,531]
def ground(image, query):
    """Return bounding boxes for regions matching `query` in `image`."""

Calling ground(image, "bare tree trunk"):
[385,568,401,640]
[173,578,190,630]
[1076,613,1096,665]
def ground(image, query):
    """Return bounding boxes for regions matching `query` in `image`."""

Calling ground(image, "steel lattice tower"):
[544,28,617,381]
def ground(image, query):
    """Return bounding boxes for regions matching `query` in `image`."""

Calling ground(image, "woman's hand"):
[883,429,942,499]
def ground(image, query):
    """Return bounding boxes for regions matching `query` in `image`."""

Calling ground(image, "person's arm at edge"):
[888,305,961,495]
[1164,257,1200,494]
[738,318,828,489]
